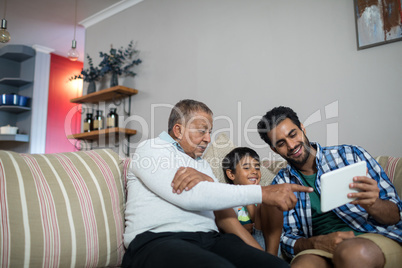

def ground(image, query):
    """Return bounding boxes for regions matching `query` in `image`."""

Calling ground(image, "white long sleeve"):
[123,136,262,247]
[132,137,262,210]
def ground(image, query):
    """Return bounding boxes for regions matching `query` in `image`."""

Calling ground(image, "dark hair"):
[257,106,301,147]
[222,147,260,184]
[168,99,213,134]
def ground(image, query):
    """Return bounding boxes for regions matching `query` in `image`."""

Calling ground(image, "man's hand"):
[314,231,355,253]
[171,167,214,194]
[261,184,313,211]
[348,175,379,211]
[348,175,399,224]
[295,231,355,254]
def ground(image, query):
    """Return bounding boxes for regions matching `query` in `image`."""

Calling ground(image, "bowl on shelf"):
[0,125,19,134]
[0,94,30,107]
[1,94,19,106]
[18,95,30,107]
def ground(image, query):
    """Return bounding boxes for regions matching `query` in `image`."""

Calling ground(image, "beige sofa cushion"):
[0,149,129,268]
[375,156,402,197]
[203,133,275,186]
[262,159,288,175]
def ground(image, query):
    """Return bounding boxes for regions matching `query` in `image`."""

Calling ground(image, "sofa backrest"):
[0,149,130,268]
[375,156,402,197]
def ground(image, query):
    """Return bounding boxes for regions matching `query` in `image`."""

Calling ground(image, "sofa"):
[0,149,130,268]
[0,143,401,267]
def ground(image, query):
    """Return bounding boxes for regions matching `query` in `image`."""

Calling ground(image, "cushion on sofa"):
[375,156,402,197]
[262,159,288,175]
[0,149,128,268]
[203,133,275,186]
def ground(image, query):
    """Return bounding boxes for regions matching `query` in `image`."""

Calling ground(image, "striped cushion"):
[0,149,128,268]
[375,156,402,197]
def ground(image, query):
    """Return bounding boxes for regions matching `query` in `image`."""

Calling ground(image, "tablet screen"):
[320,161,367,213]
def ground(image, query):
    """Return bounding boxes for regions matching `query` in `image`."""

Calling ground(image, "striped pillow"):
[0,149,128,268]
[375,156,402,197]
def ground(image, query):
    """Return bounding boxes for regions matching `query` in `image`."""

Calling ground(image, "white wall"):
[84,0,402,159]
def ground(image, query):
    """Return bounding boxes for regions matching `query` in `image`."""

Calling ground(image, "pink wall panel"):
[45,54,83,153]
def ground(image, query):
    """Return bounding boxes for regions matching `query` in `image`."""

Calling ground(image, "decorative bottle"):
[83,113,93,132]
[93,110,104,130]
[107,108,118,128]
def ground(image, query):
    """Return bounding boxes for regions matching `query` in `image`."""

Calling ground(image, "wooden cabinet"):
[67,85,138,154]
[0,45,35,151]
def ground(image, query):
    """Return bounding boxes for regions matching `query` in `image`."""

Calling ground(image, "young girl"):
[222,147,282,256]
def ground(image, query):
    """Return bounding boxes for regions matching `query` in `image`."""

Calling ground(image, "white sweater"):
[123,134,262,247]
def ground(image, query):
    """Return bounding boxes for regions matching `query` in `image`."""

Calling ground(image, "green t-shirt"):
[298,171,364,236]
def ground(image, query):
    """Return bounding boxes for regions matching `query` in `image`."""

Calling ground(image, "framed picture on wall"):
[353,0,402,50]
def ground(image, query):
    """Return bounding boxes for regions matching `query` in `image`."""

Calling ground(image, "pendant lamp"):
[0,0,10,43]
[67,0,79,61]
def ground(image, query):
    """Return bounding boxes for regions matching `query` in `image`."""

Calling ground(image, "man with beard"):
[257,106,402,268]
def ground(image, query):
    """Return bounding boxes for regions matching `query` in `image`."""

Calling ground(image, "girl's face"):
[226,155,261,185]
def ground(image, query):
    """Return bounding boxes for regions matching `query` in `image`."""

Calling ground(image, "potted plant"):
[70,54,102,94]
[98,40,142,87]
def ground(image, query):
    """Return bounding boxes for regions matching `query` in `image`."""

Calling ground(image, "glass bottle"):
[107,107,118,128]
[83,113,93,132]
[93,110,104,130]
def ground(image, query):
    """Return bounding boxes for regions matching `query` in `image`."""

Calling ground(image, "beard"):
[283,132,313,167]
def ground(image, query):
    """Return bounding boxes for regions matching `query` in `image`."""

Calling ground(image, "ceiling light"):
[68,39,79,61]
[67,0,79,61]
[0,0,10,43]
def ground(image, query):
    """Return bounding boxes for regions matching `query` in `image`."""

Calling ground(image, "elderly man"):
[257,106,402,268]
[122,99,312,268]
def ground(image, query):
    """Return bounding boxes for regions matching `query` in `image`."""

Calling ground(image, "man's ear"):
[270,146,278,154]
[225,169,235,182]
[301,123,306,134]
[172,123,183,140]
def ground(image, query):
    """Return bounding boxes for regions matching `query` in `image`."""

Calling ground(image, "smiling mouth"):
[248,178,258,184]
[289,144,302,157]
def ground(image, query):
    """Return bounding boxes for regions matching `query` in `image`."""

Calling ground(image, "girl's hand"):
[243,223,254,234]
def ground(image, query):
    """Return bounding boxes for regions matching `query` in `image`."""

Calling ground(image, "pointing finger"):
[290,184,314,193]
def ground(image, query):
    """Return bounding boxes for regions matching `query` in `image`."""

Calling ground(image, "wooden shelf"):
[70,85,138,104]
[69,85,138,155]
[67,127,137,140]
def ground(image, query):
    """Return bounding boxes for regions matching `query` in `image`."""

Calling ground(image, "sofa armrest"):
[0,149,128,267]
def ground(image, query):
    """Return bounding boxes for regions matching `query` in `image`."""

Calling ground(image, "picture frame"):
[353,0,402,50]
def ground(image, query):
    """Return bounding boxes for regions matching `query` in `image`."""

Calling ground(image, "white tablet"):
[320,161,367,213]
